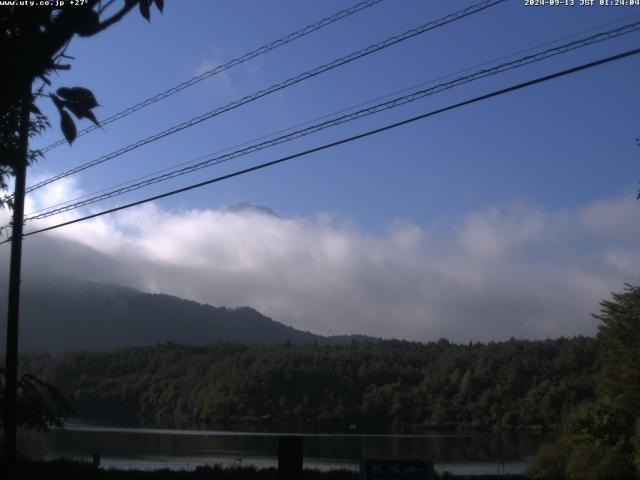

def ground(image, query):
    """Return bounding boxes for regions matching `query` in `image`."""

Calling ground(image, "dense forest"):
[527,284,640,479]
[20,337,598,434]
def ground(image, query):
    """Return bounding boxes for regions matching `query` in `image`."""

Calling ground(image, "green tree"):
[0,368,74,431]
[595,284,640,412]
[528,284,640,479]
[1,0,164,463]
[635,418,640,473]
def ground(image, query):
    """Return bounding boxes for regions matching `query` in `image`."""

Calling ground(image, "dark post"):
[3,83,31,464]
[277,436,303,480]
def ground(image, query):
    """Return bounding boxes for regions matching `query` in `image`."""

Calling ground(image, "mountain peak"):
[224,203,280,218]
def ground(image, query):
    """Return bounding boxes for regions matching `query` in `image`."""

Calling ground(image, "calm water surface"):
[18,422,551,475]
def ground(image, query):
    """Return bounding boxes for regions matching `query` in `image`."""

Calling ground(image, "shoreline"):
[3,459,527,479]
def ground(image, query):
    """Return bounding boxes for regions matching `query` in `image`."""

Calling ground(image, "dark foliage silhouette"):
[0,367,75,430]
[1,2,164,462]
[0,0,164,205]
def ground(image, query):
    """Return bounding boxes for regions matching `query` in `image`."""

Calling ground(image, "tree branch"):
[94,0,139,34]
[98,0,117,15]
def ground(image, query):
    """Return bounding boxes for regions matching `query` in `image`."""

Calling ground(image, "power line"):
[38,0,385,154]
[7,46,639,244]
[25,0,506,194]
[25,12,640,217]
[22,21,640,222]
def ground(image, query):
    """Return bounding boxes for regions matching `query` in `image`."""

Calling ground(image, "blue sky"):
[30,0,640,229]
[8,0,640,341]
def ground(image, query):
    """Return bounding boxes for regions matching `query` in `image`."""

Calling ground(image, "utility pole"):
[3,82,32,465]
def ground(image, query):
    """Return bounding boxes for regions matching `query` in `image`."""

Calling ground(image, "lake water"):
[18,422,550,475]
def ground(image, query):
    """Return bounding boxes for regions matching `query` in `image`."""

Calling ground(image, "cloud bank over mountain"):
[4,178,640,342]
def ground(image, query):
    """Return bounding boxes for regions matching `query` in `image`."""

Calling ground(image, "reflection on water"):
[18,423,550,475]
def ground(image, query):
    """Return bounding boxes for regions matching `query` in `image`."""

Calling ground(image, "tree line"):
[20,336,598,434]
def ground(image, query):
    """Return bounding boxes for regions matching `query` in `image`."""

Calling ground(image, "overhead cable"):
[26,0,507,194]
[23,21,640,222]
[38,0,386,154]
[5,46,638,243]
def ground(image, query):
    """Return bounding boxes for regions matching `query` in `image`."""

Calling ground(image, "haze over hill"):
[0,278,373,353]
[2,198,639,342]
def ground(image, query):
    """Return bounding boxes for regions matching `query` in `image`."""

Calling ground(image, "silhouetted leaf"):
[154,0,164,13]
[55,87,101,127]
[75,8,101,37]
[1,0,149,201]
[63,101,85,119]
[140,0,151,21]
[62,101,100,127]
[50,94,64,113]
[57,87,99,109]
[29,104,41,115]
[60,111,76,144]
[83,109,100,127]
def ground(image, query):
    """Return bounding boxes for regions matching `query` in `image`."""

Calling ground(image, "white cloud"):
[194,45,238,99]
[7,181,640,343]
[578,196,640,241]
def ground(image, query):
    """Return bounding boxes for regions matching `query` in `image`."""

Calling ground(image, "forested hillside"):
[0,278,372,351]
[22,337,598,434]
